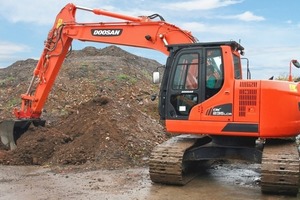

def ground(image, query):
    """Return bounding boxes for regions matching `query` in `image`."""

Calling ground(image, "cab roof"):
[167,41,244,52]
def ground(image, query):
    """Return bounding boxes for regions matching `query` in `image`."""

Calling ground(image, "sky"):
[0,0,300,80]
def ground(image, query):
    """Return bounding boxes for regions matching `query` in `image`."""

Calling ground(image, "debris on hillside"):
[0,46,168,169]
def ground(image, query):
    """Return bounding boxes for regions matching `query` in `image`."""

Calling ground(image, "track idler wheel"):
[0,119,45,150]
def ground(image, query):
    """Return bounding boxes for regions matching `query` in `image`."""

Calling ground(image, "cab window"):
[205,49,223,98]
[170,53,199,116]
[172,53,199,90]
[233,54,242,79]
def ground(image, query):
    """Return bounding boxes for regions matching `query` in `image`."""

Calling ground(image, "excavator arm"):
[0,3,196,149]
[17,3,196,119]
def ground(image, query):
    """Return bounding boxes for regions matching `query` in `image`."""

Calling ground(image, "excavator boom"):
[0,3,196,149]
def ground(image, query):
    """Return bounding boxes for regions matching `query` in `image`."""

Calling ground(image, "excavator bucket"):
[0,120,45,150]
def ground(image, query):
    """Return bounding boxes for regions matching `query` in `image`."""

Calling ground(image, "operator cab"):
[158,41,244,120]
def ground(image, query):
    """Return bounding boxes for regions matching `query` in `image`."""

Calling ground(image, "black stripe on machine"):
[222,123,258,133]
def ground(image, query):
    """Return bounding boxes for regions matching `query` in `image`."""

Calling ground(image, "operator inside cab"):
[206,64,216,89]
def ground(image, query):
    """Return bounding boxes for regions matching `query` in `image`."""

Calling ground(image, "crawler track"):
[149,135,201,185]
[261,141,300,196]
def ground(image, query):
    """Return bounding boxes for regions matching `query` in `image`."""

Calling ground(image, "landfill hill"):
[0,45,168,170]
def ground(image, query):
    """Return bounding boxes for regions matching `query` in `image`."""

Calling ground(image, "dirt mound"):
[0,45,168,169]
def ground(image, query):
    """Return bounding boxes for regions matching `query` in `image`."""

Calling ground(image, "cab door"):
[166,49,205,120]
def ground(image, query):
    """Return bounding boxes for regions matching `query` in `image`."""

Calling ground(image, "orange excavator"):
[0,3,299,196]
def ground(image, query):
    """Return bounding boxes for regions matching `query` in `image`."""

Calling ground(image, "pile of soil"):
[0,46,168,169]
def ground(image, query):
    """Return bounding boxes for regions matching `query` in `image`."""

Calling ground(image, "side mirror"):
[292,60,300,68]
[152,71,160,84]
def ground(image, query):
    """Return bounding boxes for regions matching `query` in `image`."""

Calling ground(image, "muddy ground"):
[0,162,297,200]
